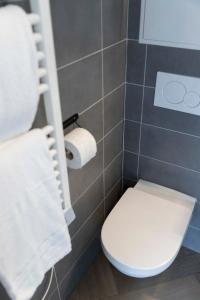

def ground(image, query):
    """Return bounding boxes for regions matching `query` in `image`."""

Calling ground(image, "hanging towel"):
[0,129,72,300]
[0,5,39,142]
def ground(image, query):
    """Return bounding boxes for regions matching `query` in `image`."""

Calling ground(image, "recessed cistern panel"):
[154,72,200,116]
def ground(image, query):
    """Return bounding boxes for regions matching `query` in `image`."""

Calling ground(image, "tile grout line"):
[104,119,123,139]
[57,39,126,71]
[101,0,106,219]
[124,149,139,156]
[70,199,104,242]
[189,224,200,232]
[125,118,200,141]
[72,173,103,207]
[78,82,125,117]
[142,122,200,140]
[106,177,122,199]
[140,153,200,176]
[137,44,148,178]
[125,118,140,124]
[71,152,123,240]
[125,148,200,176]
[126,81,155,89]
[122,0,130,192]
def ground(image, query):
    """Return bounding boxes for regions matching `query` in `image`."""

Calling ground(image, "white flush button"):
[155,72,200,116]
[163,81,186,104]
[184,92,200,108]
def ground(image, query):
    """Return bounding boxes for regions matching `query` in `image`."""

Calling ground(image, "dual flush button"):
[154,72,200,116]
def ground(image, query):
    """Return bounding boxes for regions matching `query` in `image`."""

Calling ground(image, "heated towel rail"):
[28,0,74,224]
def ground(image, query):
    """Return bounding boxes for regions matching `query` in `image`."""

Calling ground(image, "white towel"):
[0,129,72,300]
[0,5,39,142]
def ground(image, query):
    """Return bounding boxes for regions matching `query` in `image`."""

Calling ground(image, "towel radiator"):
[27,0,74,224]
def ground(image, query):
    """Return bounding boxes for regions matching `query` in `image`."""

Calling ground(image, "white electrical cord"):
[41,267,54,300]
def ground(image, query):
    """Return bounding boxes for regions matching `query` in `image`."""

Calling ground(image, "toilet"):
[101,180,196,278]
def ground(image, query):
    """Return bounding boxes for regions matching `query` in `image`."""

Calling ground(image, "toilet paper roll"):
[64,128,97,169]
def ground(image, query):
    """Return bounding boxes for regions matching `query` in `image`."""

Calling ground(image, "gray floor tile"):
[68,248,200,300]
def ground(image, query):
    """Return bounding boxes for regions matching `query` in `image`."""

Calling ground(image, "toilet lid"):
[101,180,196,277]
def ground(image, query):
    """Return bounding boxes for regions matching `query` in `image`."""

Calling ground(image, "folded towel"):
[0,5,39,142]
[0,129,72,300]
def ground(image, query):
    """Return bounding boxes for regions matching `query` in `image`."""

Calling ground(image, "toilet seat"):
[101,180,196,278]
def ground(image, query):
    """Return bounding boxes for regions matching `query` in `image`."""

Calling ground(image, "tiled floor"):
[69,247,200,300]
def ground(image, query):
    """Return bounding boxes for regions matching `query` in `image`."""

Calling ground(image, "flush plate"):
[154,72,200,116]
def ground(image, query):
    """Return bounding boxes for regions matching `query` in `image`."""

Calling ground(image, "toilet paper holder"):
[63,113,80,130]
[63,113,80,160]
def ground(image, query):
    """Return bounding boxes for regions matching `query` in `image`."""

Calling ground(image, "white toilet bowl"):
[101,180,196,278]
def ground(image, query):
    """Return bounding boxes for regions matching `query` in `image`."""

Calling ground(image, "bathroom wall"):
[124,0,200,253]
[0,0,127,299]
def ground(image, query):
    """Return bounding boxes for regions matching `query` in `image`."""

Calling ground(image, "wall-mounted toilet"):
[101,180,196,278]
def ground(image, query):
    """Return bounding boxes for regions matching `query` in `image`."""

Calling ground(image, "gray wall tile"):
[105,179,122,215]
[55,205,104,284]
[104,122,123,167]
[69,176,104,236]
[127,40,146,84]
[50,0,101,67]
[124,120,140,153]
[143,87,200,138]
[141,124,200,172]
[103,0,128,47]
[190,202,200,229]
[103,42,126,95]
[59,238,101,300]
[124,151,138,181]
[145,45,200,87]
[105,153,123,195]
[183,226,200,253]
[128,0,141,40]
[79,101,103,143]
[104,85,124,134]
[123,178,137,191]
[68,141,103,202]
[125,83,143,122]
[139,156,200,200]
[58,53,102,120]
